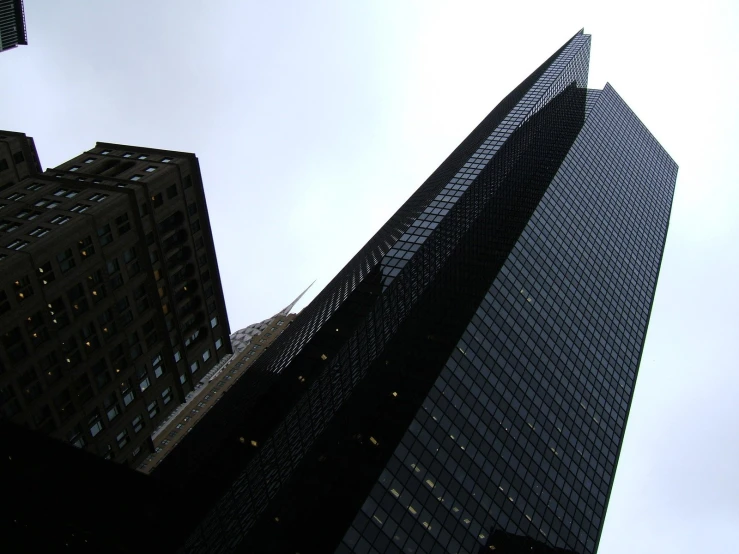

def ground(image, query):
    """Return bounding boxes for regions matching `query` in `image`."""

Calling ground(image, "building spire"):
[279,280,315,315]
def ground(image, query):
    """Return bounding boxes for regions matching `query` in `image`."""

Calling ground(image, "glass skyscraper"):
[1,30,677,554]
[150,29,677,554]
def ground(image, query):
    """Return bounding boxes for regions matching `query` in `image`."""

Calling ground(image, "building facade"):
[0,0,27,53]
[0,132,231,468]
[150,30,676,554]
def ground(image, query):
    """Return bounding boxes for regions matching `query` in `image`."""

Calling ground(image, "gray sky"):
[2,1,737,552]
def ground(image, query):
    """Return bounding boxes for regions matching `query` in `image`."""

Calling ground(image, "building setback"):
[1,30,677,554]
[0,132,231,468]
[0,0,27,53]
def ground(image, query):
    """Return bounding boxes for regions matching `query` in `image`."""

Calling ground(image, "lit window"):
[130,175,142,181]
[137,154,148,160]
[161,157,172,163]
[6,193,25,201]
[100,150,111,155]
[190,361,198,373]
[123,153,133,158]
[145,166,156,173]
[210,317,218,328]
[6,239,28,250]
[68,166,80,172]
[84,158,95,164]
[215,338,223,350]
[88,193,107,202]
[28,226,49,238]
[25,183,44,192]
[202,349,211,362]
[50,215,70,225]
[70,203,90,213]
[174,350,181,362]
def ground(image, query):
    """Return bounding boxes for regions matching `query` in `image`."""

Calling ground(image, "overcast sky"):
[2,1,737,552]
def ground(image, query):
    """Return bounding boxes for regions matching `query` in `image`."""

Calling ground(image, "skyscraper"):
[0,132,232,468]
[148,30,677,554]
[0,0,27,53]
[1,30,677,554]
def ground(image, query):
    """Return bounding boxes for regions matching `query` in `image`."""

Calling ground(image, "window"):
[50,215,70,225]
[97,223,113,245]
[88,412,103,437]
[191,220,201,233]
[78,236,95,258]
[88,193,107,202]
[202,349,211,362]
[26,183,44,192]
[13,151,24,163]
[13,276,33,301]
[37,261,56,285]
[67,424,86,448]
[16,209,39,220]
[84,157,95,164]
[147,400,158,419]
[215,338,223,350]
[6,239,29,250]
[174,350,181,362]
[68,166,80,172]
[29,226,50,238]
[137,154,148,160]
[139,376,150,392]
[210,317,218,328]
[106,259,120,276]
[123,153,133,158]
[190,360,199,373]
[101,150,111,155]
[0,220,20,232]
[115,213,131,235]
[6,193,25,201]
[151,193,163,208]
[70,203,90,213]
[162,157,172,163]
[56,249,75,273]
[116,429,129,449]
[132,414,145,433]
[104,393,121,422]
[54,188,79,198]
[130,175,142,181]
[161,387,173,405]
[122,383,135,406]
[145,166,156,173]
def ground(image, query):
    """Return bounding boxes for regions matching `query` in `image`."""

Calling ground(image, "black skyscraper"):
[1,30,677,554]
[149,29,677,554]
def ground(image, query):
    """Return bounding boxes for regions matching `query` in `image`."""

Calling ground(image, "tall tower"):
[0,133,232,467]
[150,30,677,554]
[0,0,27,53]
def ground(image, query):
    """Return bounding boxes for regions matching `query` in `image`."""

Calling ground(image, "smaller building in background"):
[138,286,313,473]
[0,0,27,53]
[0,130,231,468]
